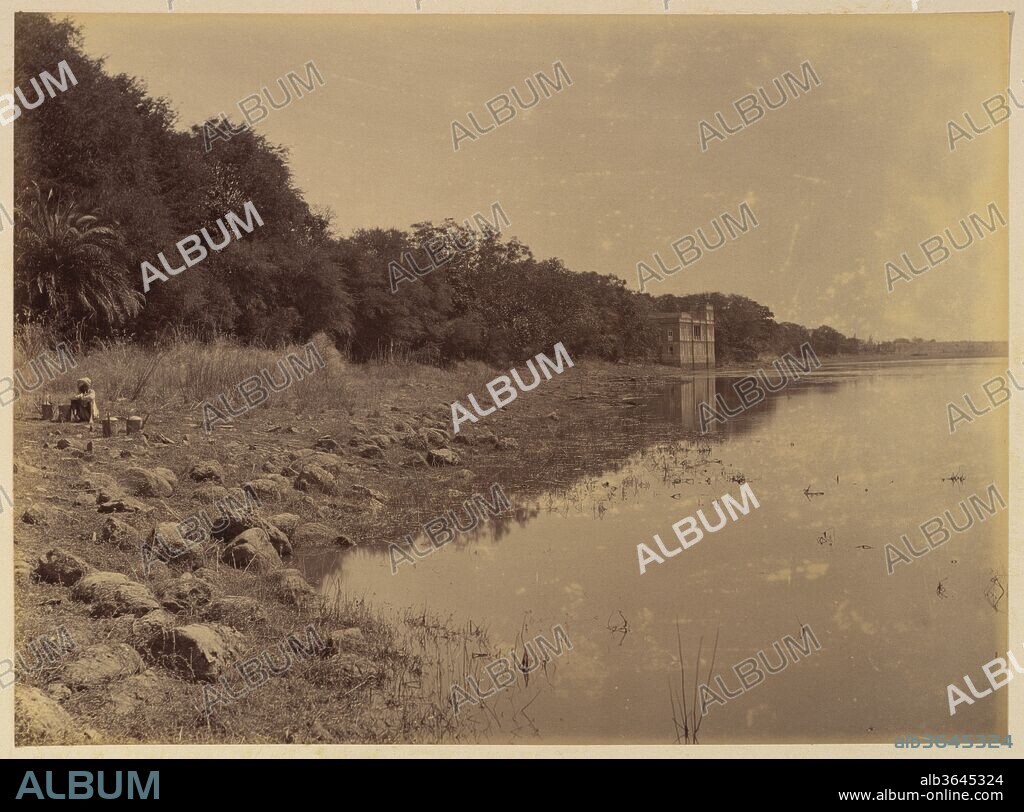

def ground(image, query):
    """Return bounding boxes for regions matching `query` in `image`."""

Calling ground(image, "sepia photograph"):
[0,0,1019,783]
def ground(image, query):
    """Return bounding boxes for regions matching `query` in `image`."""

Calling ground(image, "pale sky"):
[67,12,1009,341]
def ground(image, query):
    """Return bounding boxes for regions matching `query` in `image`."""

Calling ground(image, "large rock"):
[222,529,281,572]
[122,467,174,498]
[188,460,225,483]
[71,572,161,617]
[63,643,144,689]
[146,623,244,682]
[15,685,89,745]
[35,549,94,586]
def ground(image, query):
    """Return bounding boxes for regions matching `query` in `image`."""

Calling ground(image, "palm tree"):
[15,184,144,332]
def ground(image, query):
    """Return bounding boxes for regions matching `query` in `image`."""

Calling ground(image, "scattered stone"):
[427,448,460,466]
[288,451,346,475]
[145,522,206,568]
[349,484,385,502]
[420,427,450,448]
[264,473,292,490]
[369,433,395,449]
[326,627,365,655]
[21,503,68,527]
[72,572,161,617]
[63,643,144,689]
[493,436,519,451]
[268,513,301,534]
[15,554,33,584]
[357,444,384,459]
[105,670,161,717]
[222,528,281,572]
[314,436,340,451]
[121,467,174,498]
[99,516,141,551]
[97,498,151,514]
[261,521,293,557]
[191,483,228,504]
[294,465,336,494]
[188,460,225,483]
[145,623,245,682]
[15,685,90,745]
[35,549,93,586]
[290,522,350,548]
[132,609,176,641]
[153,466,178,485]
[46,683,72,702]
[74,472,119,493]
[202,596,267,627]
[267,568,319,608]
[156,573,216,613]
[401,433,429,451]
[243,478,282,502]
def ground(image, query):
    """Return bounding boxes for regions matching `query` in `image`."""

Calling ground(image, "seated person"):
[70,377,100,423]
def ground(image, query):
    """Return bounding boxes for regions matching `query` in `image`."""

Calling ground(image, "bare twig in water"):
[984,575,1006,611]
[606,611,630,646]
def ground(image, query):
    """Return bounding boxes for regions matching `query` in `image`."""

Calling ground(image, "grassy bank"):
[13,336,696,745]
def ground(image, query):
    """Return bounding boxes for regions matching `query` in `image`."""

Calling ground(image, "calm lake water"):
[297,359,1009,744]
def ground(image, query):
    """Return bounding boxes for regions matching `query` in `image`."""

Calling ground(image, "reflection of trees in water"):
[650,373,845,437]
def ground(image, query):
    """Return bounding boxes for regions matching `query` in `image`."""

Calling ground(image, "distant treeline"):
[12,15,1006,366]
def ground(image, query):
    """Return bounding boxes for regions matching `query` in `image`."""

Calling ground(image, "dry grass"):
[13,327,497,422]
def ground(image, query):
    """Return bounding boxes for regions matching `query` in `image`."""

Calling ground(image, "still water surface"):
[297,359,1008,743]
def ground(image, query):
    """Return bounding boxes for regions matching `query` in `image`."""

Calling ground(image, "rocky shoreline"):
[13,359,694,744]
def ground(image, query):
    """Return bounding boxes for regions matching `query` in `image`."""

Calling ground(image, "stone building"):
[646,304,716,368]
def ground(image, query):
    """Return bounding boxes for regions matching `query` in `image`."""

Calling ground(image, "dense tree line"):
[14,14,957,366]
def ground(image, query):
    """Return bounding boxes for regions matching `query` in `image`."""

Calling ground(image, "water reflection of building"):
[662,375,718,431]
[646,305,715,369]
